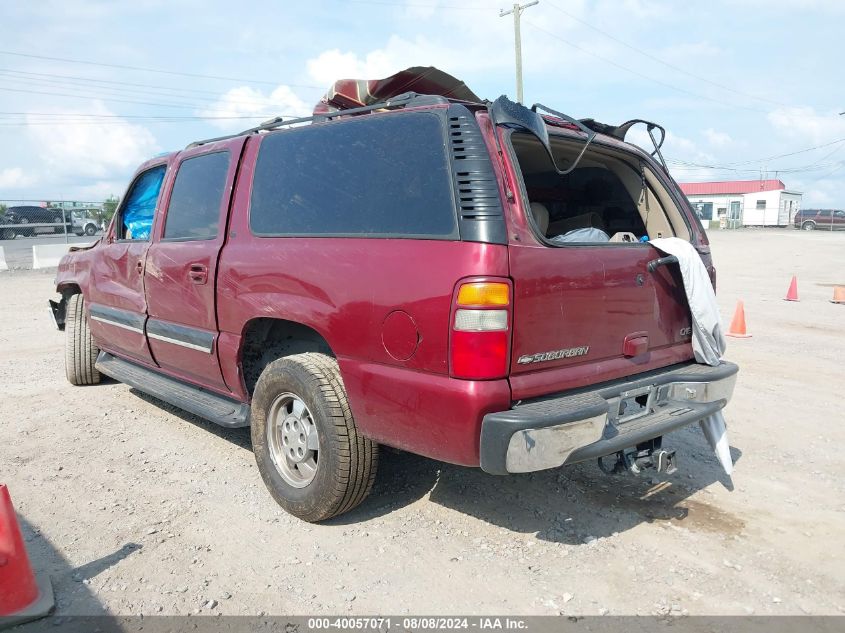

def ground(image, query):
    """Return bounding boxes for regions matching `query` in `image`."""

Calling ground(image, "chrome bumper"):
[479,361,738,475]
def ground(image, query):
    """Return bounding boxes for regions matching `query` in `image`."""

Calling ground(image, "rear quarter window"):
[249,112,458,238]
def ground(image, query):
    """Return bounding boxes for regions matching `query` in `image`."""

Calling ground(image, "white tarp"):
[650,237,733,476]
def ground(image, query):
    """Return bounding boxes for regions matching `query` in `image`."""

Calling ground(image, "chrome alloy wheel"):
[266,392,319,488]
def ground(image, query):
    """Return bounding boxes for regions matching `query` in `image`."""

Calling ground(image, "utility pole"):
[500,1,539,103]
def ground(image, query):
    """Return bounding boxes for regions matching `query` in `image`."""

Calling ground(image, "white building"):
[679,179,802,228]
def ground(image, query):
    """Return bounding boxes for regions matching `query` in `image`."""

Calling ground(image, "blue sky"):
[1,0,843,206]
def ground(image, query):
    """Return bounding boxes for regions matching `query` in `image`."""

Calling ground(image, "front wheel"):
[65,294,101,386]
[802,221,816,231]
[251,352,378,522]
[0,227,14,240]
[85,224,97,236]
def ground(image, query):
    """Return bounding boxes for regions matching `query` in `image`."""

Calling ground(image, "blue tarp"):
[123,166,164,240]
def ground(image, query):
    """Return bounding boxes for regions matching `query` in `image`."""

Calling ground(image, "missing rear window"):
[510,132,680,244]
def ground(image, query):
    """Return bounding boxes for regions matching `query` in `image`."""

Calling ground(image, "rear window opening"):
[509,132,691,244]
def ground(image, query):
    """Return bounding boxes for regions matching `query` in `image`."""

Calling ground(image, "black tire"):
[85,224,97,236]
[65,294,101,386]
[802,221,815,231]
[0,227,14,240]
[251,352,378,522]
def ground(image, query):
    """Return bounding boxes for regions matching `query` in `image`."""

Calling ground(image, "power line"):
[522,20,768,114]
[0,85,305,117]
[0,73,301,113]
[0,50,323,89]
[0,85,238,112]
[0,112,297,119]
[0,75,225,110]
[0,68,307,108]
[545,0,790,108]
[664,137,845,175]
[347,0,488,9]
[722,137,845,166]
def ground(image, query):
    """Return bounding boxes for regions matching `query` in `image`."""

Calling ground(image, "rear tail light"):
[450,280,511,380]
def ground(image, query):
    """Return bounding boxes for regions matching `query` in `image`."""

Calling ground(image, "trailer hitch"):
[598,440,677,476]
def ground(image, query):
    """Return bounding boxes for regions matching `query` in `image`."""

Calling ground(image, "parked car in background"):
[794,208,845,230]
[1,205,70,237]
[4,205,64,225]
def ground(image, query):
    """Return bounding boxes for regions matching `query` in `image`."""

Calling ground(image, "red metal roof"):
[678,179,786,196]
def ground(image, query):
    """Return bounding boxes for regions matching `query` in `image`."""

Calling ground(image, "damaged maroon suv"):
[50,68,737,522]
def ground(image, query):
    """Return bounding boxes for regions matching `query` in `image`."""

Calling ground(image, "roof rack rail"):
[187,91,435,149]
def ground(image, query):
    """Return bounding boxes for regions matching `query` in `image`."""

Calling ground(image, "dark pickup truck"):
[50,68,737,522]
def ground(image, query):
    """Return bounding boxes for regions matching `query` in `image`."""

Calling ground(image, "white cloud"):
[0,167,36,189]
[199,85,309,130]
[704,128,733,147]
[767,107,845,145]
[305,34,515,92]
[307,48,402,87]
[26,102,159,180]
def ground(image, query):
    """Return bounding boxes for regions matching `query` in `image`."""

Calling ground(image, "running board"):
[95,352,250,428]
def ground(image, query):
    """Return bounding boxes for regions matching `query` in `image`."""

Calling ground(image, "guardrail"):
[32,243,93,269]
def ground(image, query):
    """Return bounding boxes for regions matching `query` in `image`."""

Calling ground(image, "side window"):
[819,210,831,217]
[117,165,166,241]
[249,112,457,238]
[163,151,230,240]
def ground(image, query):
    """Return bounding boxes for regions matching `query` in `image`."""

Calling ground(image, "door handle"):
[188,263,208,285]
[136,260,143,275]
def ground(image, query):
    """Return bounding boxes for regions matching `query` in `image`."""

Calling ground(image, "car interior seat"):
[529,202,550,237]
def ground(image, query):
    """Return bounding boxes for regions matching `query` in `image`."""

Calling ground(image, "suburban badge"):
[517,346,590,364]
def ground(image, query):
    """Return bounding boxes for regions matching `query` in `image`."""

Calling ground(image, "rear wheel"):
[250,352,378,522]
[65,294,101,386]
[802,221,815,231]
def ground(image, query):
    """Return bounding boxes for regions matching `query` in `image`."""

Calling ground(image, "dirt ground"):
[1,229,844,617]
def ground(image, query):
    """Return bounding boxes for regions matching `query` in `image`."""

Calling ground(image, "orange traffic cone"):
[726,300,751,338]
[832,286,845,304]
[0,485,54,629]
[785,275,799,302]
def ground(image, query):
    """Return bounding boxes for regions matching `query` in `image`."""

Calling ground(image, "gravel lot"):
[2,229,844,617]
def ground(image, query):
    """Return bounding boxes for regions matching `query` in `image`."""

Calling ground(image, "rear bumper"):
[480,360,738,475]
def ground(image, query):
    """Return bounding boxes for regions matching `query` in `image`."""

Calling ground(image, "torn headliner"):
[313,66,481,114]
